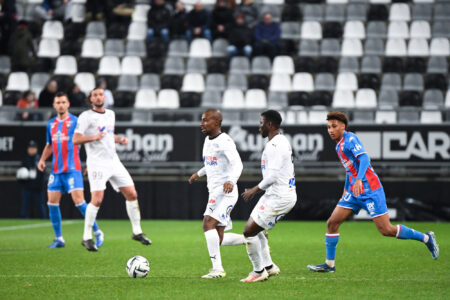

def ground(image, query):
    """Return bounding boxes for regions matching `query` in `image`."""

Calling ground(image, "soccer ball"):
[126,256,150,278]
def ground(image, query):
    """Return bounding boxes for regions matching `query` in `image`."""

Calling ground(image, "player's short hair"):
[54,91,68,100]
[261,110,282,129]
[327,111,348,129]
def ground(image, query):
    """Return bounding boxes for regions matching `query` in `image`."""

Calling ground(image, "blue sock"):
[325,234,340,260]
[76,202,100,232]
[396,224,425,242]
[48,203,62,238]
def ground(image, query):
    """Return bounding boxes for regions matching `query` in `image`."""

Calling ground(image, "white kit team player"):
[189,109,244,279]
[241,110,297,282]
[73,88,151,251]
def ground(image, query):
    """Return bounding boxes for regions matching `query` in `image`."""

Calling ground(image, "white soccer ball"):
[126,255,150,278]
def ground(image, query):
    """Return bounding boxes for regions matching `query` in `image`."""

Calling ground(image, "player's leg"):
[120,185,151,245]
[222,232,246,246]
[201,216,226,278]
[81,190,103,251]
[307,206,353,272]
[47,191,65,248]
[373,214,439,259]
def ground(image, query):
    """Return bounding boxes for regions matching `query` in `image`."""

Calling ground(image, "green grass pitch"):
[0,219,448,299]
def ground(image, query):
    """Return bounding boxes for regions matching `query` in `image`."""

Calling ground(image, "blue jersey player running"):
[38,92,104,248]
[307,111,439,273]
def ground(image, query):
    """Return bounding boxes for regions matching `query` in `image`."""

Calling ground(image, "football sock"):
[257,232,273,268]
[325,233,339,267]
[76,201,100,232]
[204,229,223,271]
[125,200,143,235]
[83,203,99,240]
[245,236,263,272]
[48,203,62,239]
[396,224,426,242]
[222,233,245,246]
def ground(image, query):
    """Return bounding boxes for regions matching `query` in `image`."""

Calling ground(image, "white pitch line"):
[0,220,81,232]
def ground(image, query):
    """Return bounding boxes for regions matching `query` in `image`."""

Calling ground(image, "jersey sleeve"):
[347,134,367,157]
[222,138,243,185]
[46,121,52,145]
[74,112,88,135]
[264,143,283,171]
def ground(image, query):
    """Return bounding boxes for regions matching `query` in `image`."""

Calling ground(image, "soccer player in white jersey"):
[73,88,151,251]
[189,109,245,279]
[240,110,297,282]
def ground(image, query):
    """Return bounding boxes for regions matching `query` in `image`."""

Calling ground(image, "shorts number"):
[92,171,103,180]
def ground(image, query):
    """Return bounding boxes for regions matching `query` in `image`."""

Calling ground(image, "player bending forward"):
[308,111,439,273]
[241,110,297,282]
[73,88,151,251]
[38,92,104,248]
[189,109,246,279]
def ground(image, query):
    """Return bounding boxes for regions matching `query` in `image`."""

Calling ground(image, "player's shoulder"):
[105,108,115,116]
[47,116,57,126]
[344,131,361,144]
[78,109,92,119]
[68,113,78,121]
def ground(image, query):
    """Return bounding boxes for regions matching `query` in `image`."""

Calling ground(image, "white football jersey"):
[260,134,296,197]
[197,133,243,193]
[75,109,118,165]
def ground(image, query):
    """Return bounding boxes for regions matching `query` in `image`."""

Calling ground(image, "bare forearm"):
[73,133,96,145]
[40,144,53,162]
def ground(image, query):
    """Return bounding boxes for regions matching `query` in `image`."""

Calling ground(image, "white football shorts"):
[250,193,297,230]
[87,158,134,192]
[203,186,238,230]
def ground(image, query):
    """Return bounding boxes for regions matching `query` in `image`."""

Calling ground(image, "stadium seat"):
[37,39,60,58]
[189,39,212,58]
[403,73,424,91]
[157,89,180,108]
[295,57,315,73]
[427,57,448,73]
[54,55,77,75]
[408,39,429,56]
[147,39,168,57]
[164,57,185,75]
[399,91,422,106]
[107,22,128,39]
[140,74,160,90]
[388,21,409,39]
[182,73,205,92]
[385,39,407,56]
[423,89,444,108]
[201,90,222,107]
[0,56,11,74]
[272,56,295,75]
[425,74,447,91]
[98,56,121,75]
[303,4,323,21]
[430,38,450,56]
[398,109,420,123]
[325,4,346,22]
[229,56,250,75]
[375,110,397,124]
[341,39,363,56]
[323,22,343,39]
[359,74,380,90]
[367,4,389,21]
[339,57,359,73]
[105,39,125,57]
[445,90,450,107]
[281,4,302,22]
[248,75,270,90]
[308,110,328,124]
[212,39,229,57]
[81,38,103,58]
[86,21,106,39]
[31,72,50,95]
[132,4,151,22]
[161,75,182,90]
[269,74,291,92]
[317,57,338,73]
[412,4,432,21]
[311,91,333,106]
[315,73,335,91]
[378,89,399,107]
[180,92,201,108]
[405,57,426,73]
[127,22,147,40]
[280,22,301,40]
[366,21,387,38]
[353,111,375,124]
[432,21,450,38]
[168,39,189,57]
[60,39,81,56]
[117,75,138,92]
[251,56,272,75]
[355,89,377,107]
[222,89,245,108]
[347,4,367,21]
[288,91,310,106]
[2,91,20,106]
[364,38,384,56]
[320,39,341,56]
[207,57,228,74]
[361,56,381,73]
[126,40,147,57]
[42,20,64,39]
[77,58,98,73]
[410,21,431,39]
[245,89,267,108]
[420,111,442,124]
[267,92,288,109]
[301,21,322,40]
[332,90,355,107]
[336,72,358,91]
[383,57,403,73]
[390,3,411,21]
[6,72,29,91]
[227,74,248,91]
[74,73,95,94]
[187,58,207,74]
[121,56,143,75]
[292,72,314,92]
[433,3,450,21]
[205,74,226,91]
[298,40,319,56]
[70,3,86,23]
[344,21,365,39]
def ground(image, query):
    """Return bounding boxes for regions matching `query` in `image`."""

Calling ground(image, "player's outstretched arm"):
[188,172,199,184]
[72,132,105,145]
[38,144,53,171]
[114,134,128,145]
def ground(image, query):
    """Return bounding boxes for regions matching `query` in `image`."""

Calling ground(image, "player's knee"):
[378,226,395,237]
[326,218,339,232]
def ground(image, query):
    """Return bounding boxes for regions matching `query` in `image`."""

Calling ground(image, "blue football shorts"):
[337,188,388,218]
[48,171,84,194]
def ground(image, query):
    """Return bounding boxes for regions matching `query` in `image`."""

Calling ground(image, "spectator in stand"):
[211,0,234,40]
[234,0,258,28]
[35,0,73,21]
[9,21,36,72]
[253,13,280,59]
[97,79,114,108]
[86,0,107,21]
[186,2,211,42]
[170,1,187,39]
[68,84,87,107]
[227,14,252,58]
[147,0,172,44]
[0,0,17,55]
[16,91,41,121]
[39,80,58,108]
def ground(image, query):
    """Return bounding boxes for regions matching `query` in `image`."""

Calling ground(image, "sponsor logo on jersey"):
[66,121,72,128]
[208,199,215,204]
[204,156,218,166]
[261,159,266,170]
[260,205,265,210]
[52,131,70,143]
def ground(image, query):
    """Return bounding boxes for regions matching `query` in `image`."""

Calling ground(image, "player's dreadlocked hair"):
[327,111,348,129]
[261,110,282,129]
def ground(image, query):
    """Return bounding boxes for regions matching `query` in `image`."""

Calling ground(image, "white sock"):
[56,236,65,242]
[257,232,273,268]
[83,203,99,240]
[423,235,429,243]
[125,200,143,235]
[245,236,264,272]
[326,259,335,267]
[222,233,246,246]
[204,229,223,271]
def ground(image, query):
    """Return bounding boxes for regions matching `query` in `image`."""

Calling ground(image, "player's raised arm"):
[37,144,53,171]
